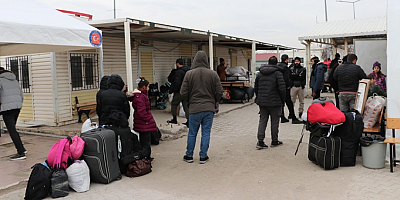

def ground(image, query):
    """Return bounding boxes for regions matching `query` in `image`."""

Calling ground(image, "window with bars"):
[5,56,30,93]
[181,56,193,67]
[70,53,99,91]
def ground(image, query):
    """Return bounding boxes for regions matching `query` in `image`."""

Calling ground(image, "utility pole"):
[114,0,116,19]
[324,0,328,21]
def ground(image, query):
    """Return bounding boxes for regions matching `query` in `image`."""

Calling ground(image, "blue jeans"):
[186,111,214,158]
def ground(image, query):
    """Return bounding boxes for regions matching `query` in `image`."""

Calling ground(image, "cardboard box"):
[354,79,370,115]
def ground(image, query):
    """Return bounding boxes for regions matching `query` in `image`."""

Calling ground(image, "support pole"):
[251,41,256,86]
[99,46,104,78]
[344,38,349,55]
[277,47,280,61]
[292,49,295,60]
[324,0,328,21]
[305,40,311,97]
[209,34,214,70]
[124,19,133,129]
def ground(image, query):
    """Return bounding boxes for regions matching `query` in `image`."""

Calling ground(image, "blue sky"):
[38,0,387,48]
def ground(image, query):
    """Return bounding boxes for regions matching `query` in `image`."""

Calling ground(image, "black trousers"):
[313,90,321,100]
[139,132,151,158]
[282,89,295,118]
[1,109,25,154]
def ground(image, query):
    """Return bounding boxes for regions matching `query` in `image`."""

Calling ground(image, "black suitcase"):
[106,126,141,174]
[81,128,121,184]
[333,110,363,166]
[308,122,331,137]
[308,135,341,169]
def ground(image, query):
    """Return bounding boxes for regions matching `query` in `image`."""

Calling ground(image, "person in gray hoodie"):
[0,67,26,160]
[180,51,223,164]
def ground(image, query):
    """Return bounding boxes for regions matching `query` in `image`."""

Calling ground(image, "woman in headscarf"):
[369,61,386,92]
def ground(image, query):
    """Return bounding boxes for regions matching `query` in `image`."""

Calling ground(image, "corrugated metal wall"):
[139,50,154,83]
[30,53,54,122]
[55,52,73,122]
[20,94,33,120]
[154,41,180,84]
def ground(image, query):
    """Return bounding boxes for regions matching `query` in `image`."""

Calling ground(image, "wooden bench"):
[221,81,250,88]
[363,106,386,137]
[75,96,97,123]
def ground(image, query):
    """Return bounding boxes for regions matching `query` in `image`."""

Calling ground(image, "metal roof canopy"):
[88,18,293,51]
[298,17,386,45]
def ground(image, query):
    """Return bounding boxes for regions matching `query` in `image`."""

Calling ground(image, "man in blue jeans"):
[180,51,223,164]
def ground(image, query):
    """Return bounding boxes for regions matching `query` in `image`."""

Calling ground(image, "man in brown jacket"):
[180,51,223,164]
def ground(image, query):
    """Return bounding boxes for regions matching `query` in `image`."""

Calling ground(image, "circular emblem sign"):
[89,30,102,47]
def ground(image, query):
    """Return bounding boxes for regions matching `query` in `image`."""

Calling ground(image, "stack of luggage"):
[306,97,346,170]
[306,97,365,170]
[24,120,152,200]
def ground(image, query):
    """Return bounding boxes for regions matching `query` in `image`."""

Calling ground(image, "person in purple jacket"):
[129,78,157,159]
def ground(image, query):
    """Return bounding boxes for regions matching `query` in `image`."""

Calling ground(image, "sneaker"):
[183,155,194,163]
[299,112,303,119]
[292,118,304,124]
[10,153,26,160]
[256,141,268,149]
[24,150,28,154]
[167,119,178,124]
[199,156,209,164]
[271,141,283,147]
[281,117,289,123]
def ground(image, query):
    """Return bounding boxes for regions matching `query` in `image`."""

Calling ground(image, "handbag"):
[125,159,152,178]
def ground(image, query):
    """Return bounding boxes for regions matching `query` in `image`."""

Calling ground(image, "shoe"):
[199,156,209,164]
[271,141,283,147]
[281,117,289,123]
[288,115,293,119]
[10,153,26,160]
[292,118,304,124]
[256,141,268,149]
[167,119,178,124]
[182,121,189,128]
[24,150,28,154]
[299,112,303,119]
[183,155,194,163]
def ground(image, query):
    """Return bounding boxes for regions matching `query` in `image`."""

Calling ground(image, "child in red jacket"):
[128,78,157,159]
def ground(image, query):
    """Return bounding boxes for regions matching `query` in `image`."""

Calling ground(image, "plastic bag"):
[363,95,385,128]
[227,66,247,77]
[360,135,385,147]
[50,169,69,198]
[81,119,98,133]
[66,160,90,193]
[221,87,230,100]
[179,103,186,117]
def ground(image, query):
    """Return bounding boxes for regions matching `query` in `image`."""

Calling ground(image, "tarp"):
[0,0,101,56]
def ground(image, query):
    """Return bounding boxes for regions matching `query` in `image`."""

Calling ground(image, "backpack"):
[70,136,85,160]
[24,163,52,200]
[46,137,73,170]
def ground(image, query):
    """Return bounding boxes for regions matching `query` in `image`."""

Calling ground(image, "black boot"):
[281,117,289,123]
[167,116,178,124]
[182,121,189,128]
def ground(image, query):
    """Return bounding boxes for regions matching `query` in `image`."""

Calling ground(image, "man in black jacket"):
[167,59,190,125]
[333,54,367,111]
[328,53,341,109]
[277,54,296,123]
[289,57,306,122]
[255,56,286,149]
[97,74,130,126]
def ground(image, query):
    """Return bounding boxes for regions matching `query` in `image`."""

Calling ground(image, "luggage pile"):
[24,120,153,200]
[305,97,365,170]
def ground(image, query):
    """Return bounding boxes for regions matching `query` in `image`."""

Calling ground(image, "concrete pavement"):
[2,93,400,199]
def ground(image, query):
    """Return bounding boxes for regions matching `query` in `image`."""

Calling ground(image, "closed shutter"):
[180,44,192,56]
[231,54,237,67]
[140,50,154,83]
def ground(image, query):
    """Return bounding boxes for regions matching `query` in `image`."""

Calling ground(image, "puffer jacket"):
[254,65,286,107]
[98,74,130,125]
[130,89,157,133]
[0,71,23,112]
[289,63,306,87]
[310,62,327,93]
[333,62,367,92]
[277,62,290,88]
[180,51,223,115]
[169,66,190,94]
[96,76,110,125]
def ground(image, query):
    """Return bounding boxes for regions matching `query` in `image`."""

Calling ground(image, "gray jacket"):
[0,71,23,112]
[180,51,223,114]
